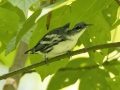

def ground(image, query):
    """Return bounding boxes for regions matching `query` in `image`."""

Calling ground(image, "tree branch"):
[115,0,120,5]
[0,42,120,80]
[59,59,120,71]
[3,41,28,90]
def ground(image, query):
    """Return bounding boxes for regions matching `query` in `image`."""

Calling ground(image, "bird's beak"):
[86,24,93,27]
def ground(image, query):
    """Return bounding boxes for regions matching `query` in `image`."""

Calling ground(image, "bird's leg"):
[67,50,72,59]
[44,55,49,66]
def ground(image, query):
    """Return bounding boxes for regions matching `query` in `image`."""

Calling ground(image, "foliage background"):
[0,0,120,90]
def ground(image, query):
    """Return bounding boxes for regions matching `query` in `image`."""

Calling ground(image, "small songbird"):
[25,22,92,61]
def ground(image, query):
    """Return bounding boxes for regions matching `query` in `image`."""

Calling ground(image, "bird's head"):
[73,22,93,32]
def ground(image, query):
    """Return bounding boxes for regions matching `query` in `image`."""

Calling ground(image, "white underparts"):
[45,28,86,57]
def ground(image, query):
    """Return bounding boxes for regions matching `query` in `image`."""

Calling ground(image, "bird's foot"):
[44,56,49,66]
[67,51,72,59]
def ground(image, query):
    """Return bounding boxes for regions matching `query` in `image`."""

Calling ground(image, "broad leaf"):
[8,0,38,17]
[0,7,19,53]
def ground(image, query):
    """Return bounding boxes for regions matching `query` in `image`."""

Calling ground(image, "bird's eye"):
[75,25,83,30]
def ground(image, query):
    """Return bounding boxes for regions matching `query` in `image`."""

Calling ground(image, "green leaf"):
[47,58,110,90]
[5,23,23,55]
[80,12,110,63]
[1,1,26,23]
[47,58,90,90]
[8,0,38,17]
[35,0,76,23]
[47,0,113,29]
[102,0,119,27]
[16,0,76,45]
[94,52,104,65]
[105,66,119,76]
[5,36,16,55]
[30,53,69,81]
[5,21,37,55]
[79,68,111,90]
[88,12,111,44]
[21,24,37,44]
[111,19,120,30]
[106,76,120,90]
[16,9,41,45]
[0,7,19,53]
[47,70,79,90]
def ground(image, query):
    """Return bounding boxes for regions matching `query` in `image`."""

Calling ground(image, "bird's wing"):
[25,23,70,54]
[33,23,70,52]
[34,33,67,53]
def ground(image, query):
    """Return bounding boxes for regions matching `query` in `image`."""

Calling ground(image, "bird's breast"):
[46,28,86,57]
[46,39,77,57]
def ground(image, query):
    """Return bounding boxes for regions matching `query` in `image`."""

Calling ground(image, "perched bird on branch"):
[25,22,92,62]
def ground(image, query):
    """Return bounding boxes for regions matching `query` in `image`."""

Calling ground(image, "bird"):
[24,22,92,62]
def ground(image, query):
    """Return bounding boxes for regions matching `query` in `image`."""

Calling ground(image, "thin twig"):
[0,42,120,80]
[46,0,56,30]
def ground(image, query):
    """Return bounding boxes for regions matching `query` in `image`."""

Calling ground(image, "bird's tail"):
[24,49,32,54]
